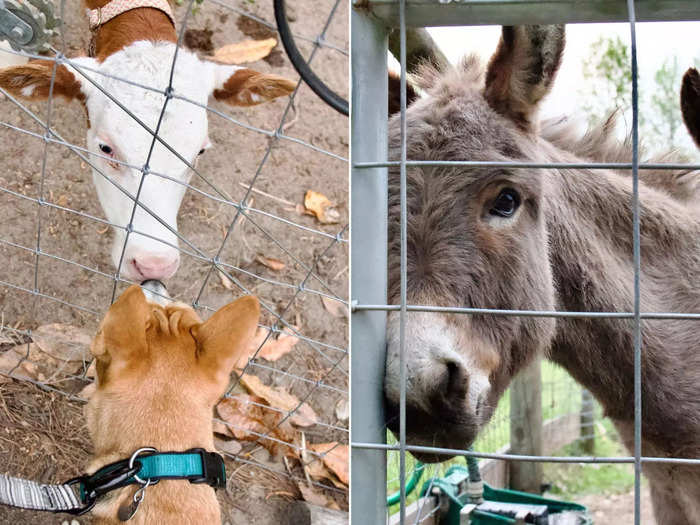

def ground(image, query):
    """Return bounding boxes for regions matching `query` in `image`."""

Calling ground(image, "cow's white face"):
[0,41,296,281]
[78,43,214,281]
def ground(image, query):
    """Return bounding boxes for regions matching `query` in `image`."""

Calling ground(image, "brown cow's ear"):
[484,25,565,132]
[681,67,700,148]
[0,58,96,101]
[193,295,260,381]
[211,64,295,106]
[91,285,150,381]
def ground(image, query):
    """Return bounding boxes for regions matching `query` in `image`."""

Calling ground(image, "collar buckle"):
[188,448,227,489]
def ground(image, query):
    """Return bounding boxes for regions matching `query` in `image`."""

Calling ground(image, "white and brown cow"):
[0,0,295,281]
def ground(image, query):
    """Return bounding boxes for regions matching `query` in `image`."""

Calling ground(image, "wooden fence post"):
[509,357,543,493]
[580,389,596,453]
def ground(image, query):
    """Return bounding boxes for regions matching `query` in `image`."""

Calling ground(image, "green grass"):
[386,362,618,515]
[543,419,635,500]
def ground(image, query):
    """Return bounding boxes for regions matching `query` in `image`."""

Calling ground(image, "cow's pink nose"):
[130,254,179,280]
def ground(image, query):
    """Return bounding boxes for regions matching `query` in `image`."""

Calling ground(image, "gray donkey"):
[383,25,700,524]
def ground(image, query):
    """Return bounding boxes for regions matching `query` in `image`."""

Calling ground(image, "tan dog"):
[84,285,259,524]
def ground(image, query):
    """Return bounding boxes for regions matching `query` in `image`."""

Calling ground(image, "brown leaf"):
[216,394,297,457]
[212,38,277,64]
[214,437,242,456]
[32,323,91,362]
[256,255,285,271]
[304,190,340,224]
[334,398,348,423]
[0,347,38,381]
[310,443,348,485]
[320,296,348,319]
[213,419,232,437]
[297,483,331,507]
[235,326,300,369]
[240,373,318,427]
[218,270,235,290]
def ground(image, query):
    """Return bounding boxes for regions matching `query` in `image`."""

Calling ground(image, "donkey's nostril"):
[441,360,468,400]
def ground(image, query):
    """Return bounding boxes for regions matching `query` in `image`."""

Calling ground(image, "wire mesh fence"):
[350,1,700,524]
[0,0,348,519]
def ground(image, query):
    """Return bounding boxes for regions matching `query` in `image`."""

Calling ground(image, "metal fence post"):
[350,5,389,524]
[509,357,543,493]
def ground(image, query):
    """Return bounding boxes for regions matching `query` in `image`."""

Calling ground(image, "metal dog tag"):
[117,483,148,522]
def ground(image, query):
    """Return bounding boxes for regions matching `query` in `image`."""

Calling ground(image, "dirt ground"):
[0,0,348,523]
[578,489,656,524]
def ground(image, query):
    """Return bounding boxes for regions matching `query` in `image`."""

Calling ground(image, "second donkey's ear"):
[484,25,565,132]
[681,67,700,148]
[193,295,260,382]
[91,285,150,382]
[209,64,296,106]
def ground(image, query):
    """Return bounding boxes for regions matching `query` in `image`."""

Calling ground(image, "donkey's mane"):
[408,56,700,203]
[541,113,700,202]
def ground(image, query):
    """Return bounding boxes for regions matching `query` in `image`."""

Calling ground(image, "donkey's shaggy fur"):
[384,26,700,524]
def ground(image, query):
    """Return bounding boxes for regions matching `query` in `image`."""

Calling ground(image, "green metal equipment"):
[388,459,591,524]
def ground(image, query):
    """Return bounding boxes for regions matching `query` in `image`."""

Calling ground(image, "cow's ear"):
[0,57,97,101]
[209,63,296,106]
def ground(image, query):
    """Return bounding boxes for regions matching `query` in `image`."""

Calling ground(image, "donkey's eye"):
[490,188,520,218]
[198,148,206,156]
[99,144,113,155]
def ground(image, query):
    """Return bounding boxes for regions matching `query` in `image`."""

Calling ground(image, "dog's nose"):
[131,253,179,280]
[141,279,170,305]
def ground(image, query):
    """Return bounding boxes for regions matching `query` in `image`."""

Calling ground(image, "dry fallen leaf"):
[240,373,318,427]
[304,190,340,224]
[320,296,348,319]
[32,323,92,362]
[334,398,348,423]
[297,483,331,507]
[0,347,38,382]
[214,437,243,456]
[256,255,286,272]
[310,443,349,485]
[218,270,235,291]
[216,394,297,457]
[235,326,300,369]
[213,419,232,437]
[212,38,277,64]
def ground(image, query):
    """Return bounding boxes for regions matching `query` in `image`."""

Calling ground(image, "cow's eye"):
[99,144,113,155]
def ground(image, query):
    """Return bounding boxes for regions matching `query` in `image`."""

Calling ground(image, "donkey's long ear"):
[210,64,296,106]
[0,57,96,101]
[484,25,565,132]
[91,285,150,382]
[681,68,700,148]
[193,295,260,381]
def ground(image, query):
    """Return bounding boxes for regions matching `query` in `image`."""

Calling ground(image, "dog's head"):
[86,285,260,453]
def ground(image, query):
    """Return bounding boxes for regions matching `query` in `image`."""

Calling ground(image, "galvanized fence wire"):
[349,1,700,524]
[0,0,347,497]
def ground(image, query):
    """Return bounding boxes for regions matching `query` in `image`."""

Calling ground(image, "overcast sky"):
[427,22,700,157]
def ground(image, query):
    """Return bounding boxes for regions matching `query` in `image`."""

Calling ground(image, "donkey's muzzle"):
[384,394,479,463]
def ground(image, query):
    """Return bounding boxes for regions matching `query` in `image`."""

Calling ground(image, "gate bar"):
[350,7,390,525]
[355,0,700,27]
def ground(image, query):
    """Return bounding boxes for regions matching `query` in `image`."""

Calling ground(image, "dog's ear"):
[91,285,150,381]
[193,295,260,381]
